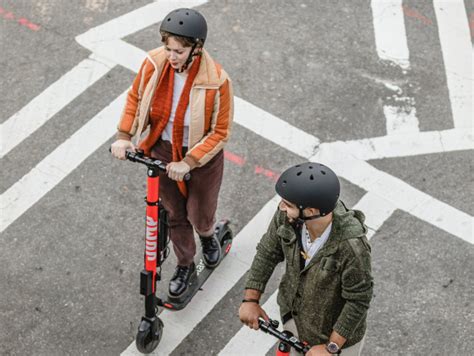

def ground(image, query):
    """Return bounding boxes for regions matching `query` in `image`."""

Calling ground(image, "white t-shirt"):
[301,222,332,267]
[161,72,191,147]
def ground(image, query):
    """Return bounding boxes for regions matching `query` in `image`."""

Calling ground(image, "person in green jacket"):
[239,162,373,356]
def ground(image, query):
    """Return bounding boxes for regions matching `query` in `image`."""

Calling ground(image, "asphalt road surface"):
[1,0,472,355]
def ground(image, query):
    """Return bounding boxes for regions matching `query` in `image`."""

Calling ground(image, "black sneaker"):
[199,235,221,268]
[168,262,196,297]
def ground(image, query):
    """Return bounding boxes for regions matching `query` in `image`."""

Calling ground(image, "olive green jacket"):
[245,201,373,348]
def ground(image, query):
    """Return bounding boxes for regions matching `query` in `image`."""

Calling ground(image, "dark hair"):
[160,31,204,48]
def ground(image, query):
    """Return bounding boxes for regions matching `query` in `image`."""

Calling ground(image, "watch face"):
[327,342,339,353]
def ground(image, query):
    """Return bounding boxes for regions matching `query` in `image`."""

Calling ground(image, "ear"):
[305,207,320,216]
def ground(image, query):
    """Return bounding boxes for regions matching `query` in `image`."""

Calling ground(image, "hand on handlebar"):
[239,302,269,331]
[166,161,191,182]
[111,139,136,160]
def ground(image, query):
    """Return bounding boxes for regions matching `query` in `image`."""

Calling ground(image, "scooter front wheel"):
[136,317,164,354]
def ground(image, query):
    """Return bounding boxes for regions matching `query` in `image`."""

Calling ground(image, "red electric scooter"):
[259,317,311,355]
[119,150,233,354]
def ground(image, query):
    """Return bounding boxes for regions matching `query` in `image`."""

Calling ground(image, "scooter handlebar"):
[109,147,191,181]
[258,317,311,354]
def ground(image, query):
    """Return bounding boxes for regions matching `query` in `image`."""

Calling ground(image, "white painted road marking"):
[384,105,419,135]
[0,91,127,233]
[313,144,473,244]
[326,128,472,161]
[371,0,410,69]
[371,0,420,135]
[219,292,281,356]
[76,0,208,52]
[234,101,473,243]
[433,0,473,129]
[0,55,114,158]
[352,192,397,239]
[76,0,208,74]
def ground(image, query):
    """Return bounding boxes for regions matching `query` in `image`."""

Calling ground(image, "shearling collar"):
[147,46,224,88]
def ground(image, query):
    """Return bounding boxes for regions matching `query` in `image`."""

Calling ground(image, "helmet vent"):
[295,165,300,168]
[296,171,302,176]
[282,180,287,186]
[179,21,184,25]
[309,166,313,169]
[310,174,314,180]
[321,170,326,175]
[186,12,189,15]
[167,18,171,21]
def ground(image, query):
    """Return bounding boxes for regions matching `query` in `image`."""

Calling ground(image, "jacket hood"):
[276,200,367,246]
[330,200,368,242]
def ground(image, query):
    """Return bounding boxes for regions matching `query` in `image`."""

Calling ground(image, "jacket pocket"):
[277,225,297,265]
[320,257,341,272]
[315,257,341,290]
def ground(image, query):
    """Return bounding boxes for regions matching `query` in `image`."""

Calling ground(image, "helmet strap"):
[177,43,200,73]
[297,208,324,223]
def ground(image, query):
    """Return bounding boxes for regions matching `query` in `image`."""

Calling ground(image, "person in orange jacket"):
[110,8,233,297]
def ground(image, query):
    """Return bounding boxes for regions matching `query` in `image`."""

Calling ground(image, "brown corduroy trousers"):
[151,139,224,266]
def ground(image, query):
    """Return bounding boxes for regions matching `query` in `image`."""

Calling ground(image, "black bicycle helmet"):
[275,162,340,216]
[160,8,207,45]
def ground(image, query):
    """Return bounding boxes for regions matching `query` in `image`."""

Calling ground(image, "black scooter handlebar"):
[258,317,311,354]
[110,147,191,181]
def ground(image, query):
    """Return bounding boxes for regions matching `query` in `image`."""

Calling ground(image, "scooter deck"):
[157,221,232,311]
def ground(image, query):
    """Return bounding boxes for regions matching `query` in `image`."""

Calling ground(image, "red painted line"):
[0,7,41,32]
[254,165,280,182]
[18,18,41,31]
[224,150,280,183]
[224,151,246,166]
[402,5,432,26]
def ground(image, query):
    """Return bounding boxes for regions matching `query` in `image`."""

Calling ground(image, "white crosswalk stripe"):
[371,0,420,135]
[433,0,473,129]
[0,55,114,158]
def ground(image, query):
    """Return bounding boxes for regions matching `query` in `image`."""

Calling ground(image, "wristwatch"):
[326,341,341,354]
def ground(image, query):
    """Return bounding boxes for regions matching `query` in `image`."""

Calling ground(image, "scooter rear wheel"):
[135,317,163,354]
[216,219,233,244]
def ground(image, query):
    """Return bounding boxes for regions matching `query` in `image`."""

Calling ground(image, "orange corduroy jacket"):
[117,47,234,169]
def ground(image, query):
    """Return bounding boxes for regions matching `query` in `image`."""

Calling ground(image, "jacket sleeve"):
[184,77,234,169]
[116,58,150,140]
[244,210,285,293]
[333,237,374,339]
